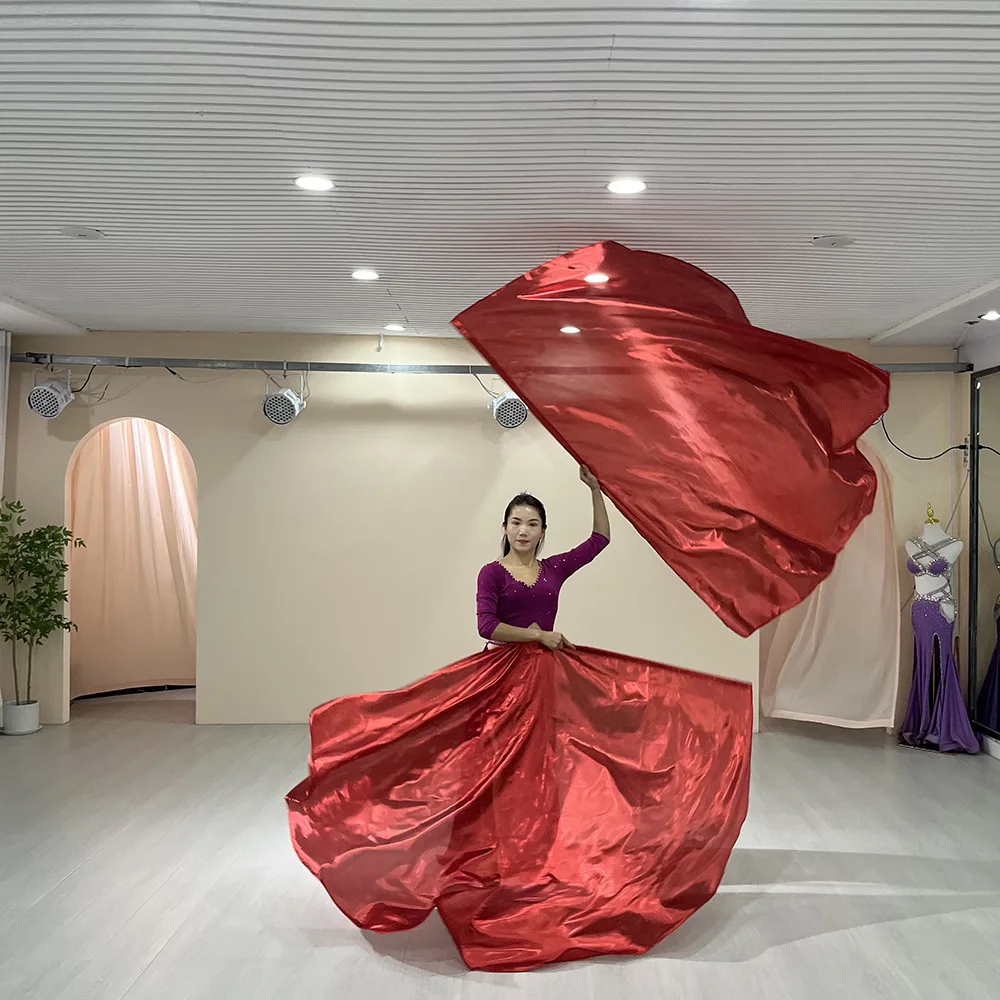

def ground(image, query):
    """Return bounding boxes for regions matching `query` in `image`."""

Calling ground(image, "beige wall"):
[4,332,760,726]
[2,333,965,728]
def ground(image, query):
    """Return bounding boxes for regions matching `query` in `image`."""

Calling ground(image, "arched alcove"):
[65,417,198,709]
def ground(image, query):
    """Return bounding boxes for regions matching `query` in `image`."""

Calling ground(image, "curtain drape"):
[759,441,900,729]
[0,329,10,709]
[69,418,197,699]
[0,329,9,496]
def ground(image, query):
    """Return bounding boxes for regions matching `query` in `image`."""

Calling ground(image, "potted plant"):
[0,498,84,736]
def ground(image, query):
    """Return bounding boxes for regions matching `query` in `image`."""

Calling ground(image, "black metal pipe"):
[9,353,973,376]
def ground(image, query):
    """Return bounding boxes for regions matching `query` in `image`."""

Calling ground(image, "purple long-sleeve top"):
[476,532,609,640]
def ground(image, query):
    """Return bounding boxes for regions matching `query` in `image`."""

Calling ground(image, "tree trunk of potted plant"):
[2,639,40,735]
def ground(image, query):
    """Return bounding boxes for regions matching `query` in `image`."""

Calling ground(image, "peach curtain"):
[0,329,9,708]
[759,441,900,729]
[69,418,197,698]
[0,329,8,496]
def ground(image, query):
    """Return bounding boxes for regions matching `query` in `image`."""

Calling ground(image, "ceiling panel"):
[1,1,999,343]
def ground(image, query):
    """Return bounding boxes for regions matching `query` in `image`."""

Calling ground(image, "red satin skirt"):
[286,643,753,972]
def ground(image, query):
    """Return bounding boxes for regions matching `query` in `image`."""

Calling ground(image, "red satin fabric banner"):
[452,241,890,636]
[287,643,752,972]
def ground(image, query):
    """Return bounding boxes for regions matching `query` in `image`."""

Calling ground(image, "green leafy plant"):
[0,498,85,706]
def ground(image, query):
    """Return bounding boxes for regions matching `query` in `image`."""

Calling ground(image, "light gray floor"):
[2,690,999,999]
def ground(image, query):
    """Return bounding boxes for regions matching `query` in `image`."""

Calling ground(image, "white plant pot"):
[3,700,41,736]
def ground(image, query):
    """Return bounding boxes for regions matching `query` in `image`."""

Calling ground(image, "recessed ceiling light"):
[560,325,581,334]
[295,174,334,191]
[980,310,1000,322]
[811,235,855,249]
[607,177,646,195]
[384,323,405,332]
[584,272,609,285]
[351,268,380,281]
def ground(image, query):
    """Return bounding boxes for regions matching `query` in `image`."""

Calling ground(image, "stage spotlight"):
[490,391,529,429]
[263,386,305,425]
[27,379,73,419]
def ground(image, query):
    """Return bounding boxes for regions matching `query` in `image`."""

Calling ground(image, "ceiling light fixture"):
[295,174,334,192]
[383,323,406,332]
[262,373,308,426]
[263,387,305,425]
[560,325,581,334]
[980,310,1000,322]
[490,391,529,430]
[27,377,73,419]
[606,177,646,195]
[584,272,609,285]
[351,268,380,281]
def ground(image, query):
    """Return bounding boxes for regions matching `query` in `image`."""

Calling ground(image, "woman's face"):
[505,504,545,555]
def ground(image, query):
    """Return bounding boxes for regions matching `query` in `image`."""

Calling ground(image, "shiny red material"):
[452,241,890,636]
[286,643,752,972]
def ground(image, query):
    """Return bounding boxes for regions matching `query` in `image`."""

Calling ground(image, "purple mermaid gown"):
[900,538,978,754]
[976,598,1000,733]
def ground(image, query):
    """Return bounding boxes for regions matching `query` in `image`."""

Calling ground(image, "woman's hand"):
[528,622,573,650]
[579,465,600,491]
[539,630,574,650]
[581,464,611,540]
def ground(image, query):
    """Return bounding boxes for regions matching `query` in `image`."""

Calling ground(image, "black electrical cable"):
[72,365,97,392]
[980,444,1000,460]
[879,416,967,462]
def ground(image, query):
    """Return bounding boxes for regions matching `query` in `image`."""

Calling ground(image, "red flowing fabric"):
[452,241,890,637]
[287,242,882,970]
[287,644,752,972]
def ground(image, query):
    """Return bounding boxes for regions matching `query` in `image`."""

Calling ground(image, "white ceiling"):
[1,0,1000,345]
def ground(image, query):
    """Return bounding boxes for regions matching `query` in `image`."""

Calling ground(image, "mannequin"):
[903,504,963,623]
[900,503,979,754]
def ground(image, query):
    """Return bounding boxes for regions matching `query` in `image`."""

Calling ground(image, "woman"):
[287,468,752,973]
[478,465,609,652]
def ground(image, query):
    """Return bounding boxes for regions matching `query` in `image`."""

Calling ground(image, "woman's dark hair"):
[501,493,547,556]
